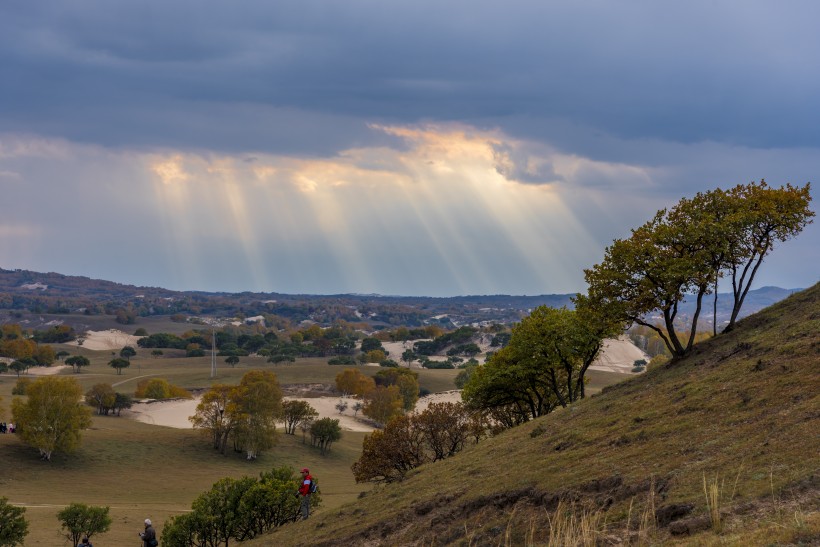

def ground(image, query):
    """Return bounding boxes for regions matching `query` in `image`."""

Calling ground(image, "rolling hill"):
[255,283,820,545]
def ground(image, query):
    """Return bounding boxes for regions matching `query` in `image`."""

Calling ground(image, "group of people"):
[73,469,314,546]
[0,422,15,433]
[71,518,155,547]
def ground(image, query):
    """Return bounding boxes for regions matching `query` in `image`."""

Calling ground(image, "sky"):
[1,1,818,297]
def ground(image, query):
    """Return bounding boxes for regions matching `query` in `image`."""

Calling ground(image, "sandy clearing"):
[127,395,378,432]
[127,391,466,432]
[67,329,142,351]
[26,364,71,376]
[589,336,650,373]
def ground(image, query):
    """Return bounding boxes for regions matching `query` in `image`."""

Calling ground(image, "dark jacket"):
[140,524,156,546]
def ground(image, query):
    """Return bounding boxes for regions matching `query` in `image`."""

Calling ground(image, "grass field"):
[254,285,820,546]
[0,340,628,545]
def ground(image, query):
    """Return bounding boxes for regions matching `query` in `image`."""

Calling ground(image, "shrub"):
[135,378,191,399]
[423,361,455,369]
[11,378,31,395]
[379,359,399,368]
[162,467,316,545]
[328,355,357,366]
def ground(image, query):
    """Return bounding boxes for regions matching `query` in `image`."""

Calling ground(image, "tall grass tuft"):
[545,500,605,547]
[703,473,723,532]
[636,477,657,545]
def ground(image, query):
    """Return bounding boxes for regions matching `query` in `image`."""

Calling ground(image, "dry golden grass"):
[254,284,820,546]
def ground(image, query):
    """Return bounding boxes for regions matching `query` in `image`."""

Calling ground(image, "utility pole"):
[210,326,217,379]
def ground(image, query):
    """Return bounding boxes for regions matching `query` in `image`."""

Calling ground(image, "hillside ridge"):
[258,283,819,545]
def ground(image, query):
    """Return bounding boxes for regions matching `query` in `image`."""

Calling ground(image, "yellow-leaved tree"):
[12,376,92,461]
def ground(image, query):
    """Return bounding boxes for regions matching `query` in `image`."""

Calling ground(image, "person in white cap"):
[139,518,157,546]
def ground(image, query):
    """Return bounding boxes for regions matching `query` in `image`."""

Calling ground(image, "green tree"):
[401,348,416,365]
[55,350,70,361]
[0,497,28,546]
[716,181,813,331]
[162,467,310,545]
[225,354,240,368]
[108,357,130,375]
[310,417,342,455]
[9,360,29,377]
[65,355,90,373]
[281,400,318,435]
[11,376,92,460]
[454,363,478,389]
[584,181,814,357]
[56,503,111,546]
[584,207,715,359]
[360,337,384,353]
[515,305,617,404]
[113,392,133,416]
[236,467,310,535]
[151,349,164,358]
[119,346,137,361]
[461,346,557,428]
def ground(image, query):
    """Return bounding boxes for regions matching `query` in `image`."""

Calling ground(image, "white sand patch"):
[68,329,142,351]
[127,395,378,432]
[128,398,200,428]
[26,365,71,376]
[381,340,492,366]
[286,396,376,432]
[590,336,650,374]
[413,390,463,413]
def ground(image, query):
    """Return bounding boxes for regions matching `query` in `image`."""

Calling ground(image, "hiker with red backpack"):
[298,468,316,520]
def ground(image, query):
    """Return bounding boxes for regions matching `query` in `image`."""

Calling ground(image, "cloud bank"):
[0,1,817,295]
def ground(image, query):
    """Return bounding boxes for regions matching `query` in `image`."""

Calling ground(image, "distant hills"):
[0,267,801,331]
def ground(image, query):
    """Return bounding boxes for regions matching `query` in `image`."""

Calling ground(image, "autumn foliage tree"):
[362,385,404,426]
[335,368,375,397]
[281,400,318,435]
[352,402,476,483]
[232,370,283,460]
[190,370,283,459]
[12,377,92,460]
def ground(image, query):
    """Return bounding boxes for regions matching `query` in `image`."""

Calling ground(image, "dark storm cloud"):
[2,1,820,156]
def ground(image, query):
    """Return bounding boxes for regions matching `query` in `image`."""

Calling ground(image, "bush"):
[422,361,455,369]
[328,355,357,366]
[135,378,191,400]
[161,467,316,545]
[11,378,31,395]
[379,359,399,368]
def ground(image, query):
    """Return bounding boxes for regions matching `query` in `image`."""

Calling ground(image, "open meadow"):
[0,333,629,545]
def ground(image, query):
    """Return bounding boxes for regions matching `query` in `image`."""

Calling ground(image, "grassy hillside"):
[258,284,820,546]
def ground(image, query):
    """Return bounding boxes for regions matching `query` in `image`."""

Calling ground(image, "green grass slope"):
[260,284,820,546]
